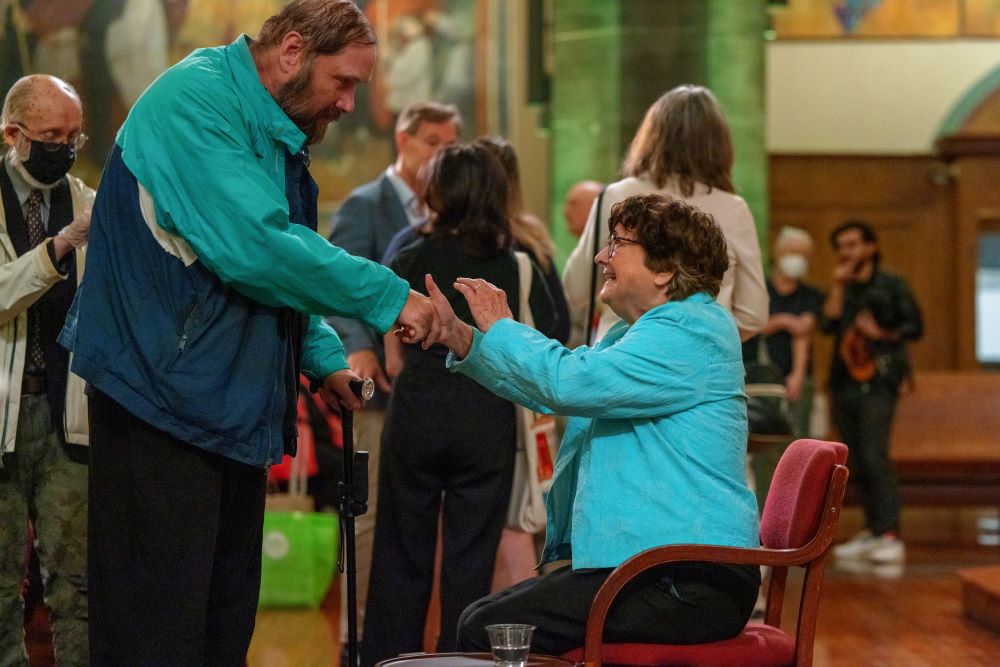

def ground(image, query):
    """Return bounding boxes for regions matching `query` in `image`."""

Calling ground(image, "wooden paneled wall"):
[769,155,957,384]
[937,137,1000,369]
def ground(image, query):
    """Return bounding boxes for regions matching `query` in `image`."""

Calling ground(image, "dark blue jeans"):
[833,383,900,535]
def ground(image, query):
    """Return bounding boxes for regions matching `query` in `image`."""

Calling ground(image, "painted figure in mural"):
[58,1,439,663]
[384,14,433,116]
[0,0,168,173]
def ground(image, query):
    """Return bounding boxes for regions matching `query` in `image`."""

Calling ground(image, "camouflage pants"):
[0,395,88,667]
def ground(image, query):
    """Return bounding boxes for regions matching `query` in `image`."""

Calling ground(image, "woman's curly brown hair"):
[608,193,729,300]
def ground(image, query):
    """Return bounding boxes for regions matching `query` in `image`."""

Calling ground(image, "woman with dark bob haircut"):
[426,192,760,653]
[362,143,558,665]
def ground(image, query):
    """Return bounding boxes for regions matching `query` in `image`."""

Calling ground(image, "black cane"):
[339,378,374,667]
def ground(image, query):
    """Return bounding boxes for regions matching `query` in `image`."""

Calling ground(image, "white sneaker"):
[833,529,876,559]
[868,535,905,564]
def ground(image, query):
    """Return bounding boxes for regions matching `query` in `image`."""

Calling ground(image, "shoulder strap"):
[585,187,607,345]
[515,250,536,330]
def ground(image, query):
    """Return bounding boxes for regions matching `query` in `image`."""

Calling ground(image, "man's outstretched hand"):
[424,274,474,358]
[394,289,441,347]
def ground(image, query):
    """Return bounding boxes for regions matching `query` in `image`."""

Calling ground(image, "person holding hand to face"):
[823,219,922,566]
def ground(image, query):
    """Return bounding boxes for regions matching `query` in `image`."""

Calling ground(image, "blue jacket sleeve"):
[303,315,349,379]
[326,193,380,354]
[448,313,722,419]
[118,68,408,335]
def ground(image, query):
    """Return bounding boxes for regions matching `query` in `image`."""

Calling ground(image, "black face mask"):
[20,139,77,185]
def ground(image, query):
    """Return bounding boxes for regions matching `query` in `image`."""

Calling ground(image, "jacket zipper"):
[177,302,199,350]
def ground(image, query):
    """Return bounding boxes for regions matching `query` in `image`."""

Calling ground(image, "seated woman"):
[424,192,761,653]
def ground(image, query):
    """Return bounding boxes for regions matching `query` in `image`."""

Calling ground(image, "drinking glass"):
[485,623,535,667]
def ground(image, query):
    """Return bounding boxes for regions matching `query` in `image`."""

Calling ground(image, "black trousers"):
[457,561,760,655]
[832,383,900,535]
[88,390,267,667]
[361,379,516,667]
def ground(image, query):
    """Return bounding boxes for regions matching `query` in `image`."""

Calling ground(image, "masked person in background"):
[1,74,93,667]
[741,226,822,506]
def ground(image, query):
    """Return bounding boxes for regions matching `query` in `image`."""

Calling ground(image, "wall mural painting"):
[0,0,481,211]
[770,0,1000,39]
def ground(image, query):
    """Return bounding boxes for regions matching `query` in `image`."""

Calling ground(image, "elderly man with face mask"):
[741,226,822,507]
[57,1,440,664]
[0,74,92,667]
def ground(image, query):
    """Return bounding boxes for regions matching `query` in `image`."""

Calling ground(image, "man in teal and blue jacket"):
[58,2,437,663]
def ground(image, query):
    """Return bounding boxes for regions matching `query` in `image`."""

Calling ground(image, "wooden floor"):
[243,545,1000,667]
[25,526,1000,666]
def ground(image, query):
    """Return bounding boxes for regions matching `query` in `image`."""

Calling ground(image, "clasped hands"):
[323,276,512,411]
[396,275,512,358]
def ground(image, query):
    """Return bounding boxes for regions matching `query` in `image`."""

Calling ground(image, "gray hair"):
[773,225,813,255]
[394,100,463,136]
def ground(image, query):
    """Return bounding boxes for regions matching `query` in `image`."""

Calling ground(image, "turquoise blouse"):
[449,293,760,569]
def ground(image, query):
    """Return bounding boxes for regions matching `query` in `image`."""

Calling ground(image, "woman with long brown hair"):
[563,84,768,345]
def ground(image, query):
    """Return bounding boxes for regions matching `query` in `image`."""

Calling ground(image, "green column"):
[549,0,622,266]
[548,0,768,263]
[707,0,769,250]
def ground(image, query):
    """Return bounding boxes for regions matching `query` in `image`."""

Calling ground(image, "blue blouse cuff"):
[445,326,485,371]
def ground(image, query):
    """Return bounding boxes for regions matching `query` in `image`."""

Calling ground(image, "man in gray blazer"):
[327,100,461,644]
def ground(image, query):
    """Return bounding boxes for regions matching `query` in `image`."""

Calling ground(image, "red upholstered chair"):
[562,438,849,667]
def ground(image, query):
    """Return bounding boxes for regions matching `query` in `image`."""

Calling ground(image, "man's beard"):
[275,58,338,145]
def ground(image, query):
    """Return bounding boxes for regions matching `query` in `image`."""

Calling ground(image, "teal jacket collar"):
[227,34,307,154]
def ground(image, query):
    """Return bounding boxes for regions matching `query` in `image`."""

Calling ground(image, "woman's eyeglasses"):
[608,232,640,259]
[14,123,88,152]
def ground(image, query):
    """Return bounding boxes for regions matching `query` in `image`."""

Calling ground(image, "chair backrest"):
[760,439,849,550]
[569,438,849,667]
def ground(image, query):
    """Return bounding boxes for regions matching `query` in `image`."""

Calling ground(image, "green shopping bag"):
[258,510,339,608]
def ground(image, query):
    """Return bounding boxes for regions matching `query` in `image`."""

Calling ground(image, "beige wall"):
[766,40,1000,154]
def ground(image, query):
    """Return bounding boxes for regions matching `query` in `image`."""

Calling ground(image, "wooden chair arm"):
[581,464,848,667]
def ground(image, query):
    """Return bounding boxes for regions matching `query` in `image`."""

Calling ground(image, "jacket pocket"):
[177,298,199,351]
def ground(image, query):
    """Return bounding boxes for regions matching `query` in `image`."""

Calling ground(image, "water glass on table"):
[485,624,535,667]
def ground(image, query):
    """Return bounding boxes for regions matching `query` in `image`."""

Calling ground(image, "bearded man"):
[58,2,438,664]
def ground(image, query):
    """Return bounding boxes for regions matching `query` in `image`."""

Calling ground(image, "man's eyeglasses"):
[14,123,88,152]
[608,232,640,259]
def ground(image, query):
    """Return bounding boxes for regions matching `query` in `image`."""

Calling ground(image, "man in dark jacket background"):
[823,219,923,566]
